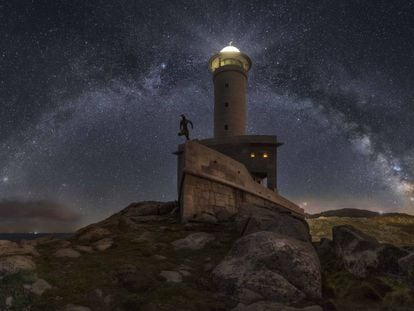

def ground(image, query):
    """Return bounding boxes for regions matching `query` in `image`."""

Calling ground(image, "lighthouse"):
[200,44,282,192]
[208,44,252,138]
[174,44,304,222]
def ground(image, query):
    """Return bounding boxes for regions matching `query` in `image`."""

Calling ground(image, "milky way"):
[0,1,413,231]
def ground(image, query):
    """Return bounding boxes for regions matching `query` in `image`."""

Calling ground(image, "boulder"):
[236,205,311,242]
[192,212,218,224]
[120,201,177,217]
[314,238,334,258]
[232,301,323,311]
[213,231,321,304]
[76,227,111,242]
[63,305,91,311]
[160,270,182,283]
[54,248,81,258]
[172,232,215,250]
[398,253,414,276]
[0,240,39,257]
[332,225,408,277]
[0,255,36,276]
[5,296,13,307]
[31,278,52,296]
[74,245,94,253]
[93,238,113,251]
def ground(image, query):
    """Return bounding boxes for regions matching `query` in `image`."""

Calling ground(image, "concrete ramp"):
[179,141,304,221]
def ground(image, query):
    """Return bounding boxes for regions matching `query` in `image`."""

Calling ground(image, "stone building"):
[175,44,304,222]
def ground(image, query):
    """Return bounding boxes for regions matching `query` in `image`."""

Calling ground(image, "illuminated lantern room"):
[208,44,252,72]
[197,43,283,192]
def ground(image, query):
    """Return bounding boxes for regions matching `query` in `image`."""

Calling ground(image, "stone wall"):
[179,141,304,222]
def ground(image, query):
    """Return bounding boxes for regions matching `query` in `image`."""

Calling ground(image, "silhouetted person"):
[178,114,193,140]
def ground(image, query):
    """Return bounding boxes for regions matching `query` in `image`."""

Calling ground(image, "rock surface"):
[0,240,39,257]
[160,270,182,283]
[314,238,334,258]
[30,278,52,296]
[63,304,92,311]
[333,225,409,277]
[54,248,81,258]
[232,301,323,311]
[398,252,414,276]
[93,238,113,251]
[237,205,311,242]
[0,255,36,276]
[76,227,111,242]
[172,232,215,250]
[5,296,13,307]
[74,245,94,253]
[10,201,412,310]
[213,231,321,304]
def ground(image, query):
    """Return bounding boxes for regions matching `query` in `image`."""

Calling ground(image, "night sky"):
[1,1,413,232]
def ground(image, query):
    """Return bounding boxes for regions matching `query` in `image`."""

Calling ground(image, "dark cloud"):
[0,200,82,232]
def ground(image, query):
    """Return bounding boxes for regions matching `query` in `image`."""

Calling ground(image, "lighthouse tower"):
[208,44,252,138]
[200,44,282,191]
[174,43,304,221]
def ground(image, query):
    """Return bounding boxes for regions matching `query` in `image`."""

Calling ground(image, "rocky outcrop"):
[236,205,311,242]
[0,240,39,257]
[314,238,334,258]
[76,227,111,242]
[119,201,177,217]
[212,203,321,307]
[54,248,81,258]
[0,240,39,276]
[63,305,92,311]
[0,201,322,310]
[172,232,215,250]
[398,252,414,276]
[332,225,409,277]
[30,278,52,296]
[231,301,323,311]
[213,231,321,305]
[93,238,113,251]
[0,255,36,276]
[160,270,183,283]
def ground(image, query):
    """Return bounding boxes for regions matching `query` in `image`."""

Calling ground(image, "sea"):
[0,233,72,242]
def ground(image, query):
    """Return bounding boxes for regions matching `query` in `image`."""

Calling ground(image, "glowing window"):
[250,152,256,158]
[263,153,269,158]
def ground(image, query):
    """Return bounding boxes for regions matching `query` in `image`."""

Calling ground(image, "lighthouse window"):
[224,102,229,107]
[224,124,228,130]
[225,83,229,88]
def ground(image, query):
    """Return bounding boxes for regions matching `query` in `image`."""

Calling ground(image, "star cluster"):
[0,1,413,231]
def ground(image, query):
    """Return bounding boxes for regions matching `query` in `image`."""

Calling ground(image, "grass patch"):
[320,254,414,311]
[0,271,36,310]
[25,214,237,310]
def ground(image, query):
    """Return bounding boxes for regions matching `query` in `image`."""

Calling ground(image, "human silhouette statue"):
[178,114,193,141]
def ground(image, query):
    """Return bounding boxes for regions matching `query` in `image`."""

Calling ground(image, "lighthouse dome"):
[220,45,240,53]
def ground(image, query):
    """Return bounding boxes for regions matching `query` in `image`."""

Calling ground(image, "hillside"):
[306,209,414,247]
[0,203,413,311]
